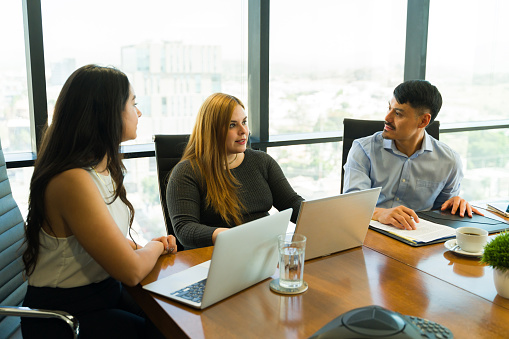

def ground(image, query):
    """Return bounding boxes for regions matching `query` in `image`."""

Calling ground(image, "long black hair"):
[23,64,135,275]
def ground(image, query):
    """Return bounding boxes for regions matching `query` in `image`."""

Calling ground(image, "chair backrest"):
[153,134,190,252]
[0,137,27,337]
[341,118,440,192]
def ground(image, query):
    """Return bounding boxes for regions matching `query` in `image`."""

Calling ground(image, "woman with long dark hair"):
[22,64,175,338]
[167,93,303,249]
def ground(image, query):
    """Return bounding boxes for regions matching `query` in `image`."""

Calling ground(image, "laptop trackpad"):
[143,260,211,295]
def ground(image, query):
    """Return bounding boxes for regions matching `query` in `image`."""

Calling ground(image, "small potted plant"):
[481,231,509,298]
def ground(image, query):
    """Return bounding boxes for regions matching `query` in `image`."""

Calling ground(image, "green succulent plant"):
[481,231,509,271]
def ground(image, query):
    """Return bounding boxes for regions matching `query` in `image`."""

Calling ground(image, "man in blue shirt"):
[343,80,482,230]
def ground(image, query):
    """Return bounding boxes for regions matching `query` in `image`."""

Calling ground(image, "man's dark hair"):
[393,80,442,124]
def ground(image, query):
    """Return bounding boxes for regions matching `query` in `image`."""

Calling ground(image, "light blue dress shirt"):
[343,131,463,211]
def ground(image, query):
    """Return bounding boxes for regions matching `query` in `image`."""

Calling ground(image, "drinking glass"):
[278,233,306,289]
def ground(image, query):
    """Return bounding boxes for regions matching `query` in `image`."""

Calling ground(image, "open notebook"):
[370,218,456,246]
[370,209,508,246]
[142,209,291,309]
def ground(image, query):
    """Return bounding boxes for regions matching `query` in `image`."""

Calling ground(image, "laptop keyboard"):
[171,279,207,303]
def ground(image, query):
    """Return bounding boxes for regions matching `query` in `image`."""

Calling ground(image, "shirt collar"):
[382,130,433,158]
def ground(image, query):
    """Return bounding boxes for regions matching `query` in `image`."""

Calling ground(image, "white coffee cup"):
[456,227,488,253]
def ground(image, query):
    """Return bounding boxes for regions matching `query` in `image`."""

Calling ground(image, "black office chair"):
[0,137,79,338]
[341,118,440,192]
[153,134,190,252]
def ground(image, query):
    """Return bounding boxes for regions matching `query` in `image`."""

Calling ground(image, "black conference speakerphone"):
[309,305,453,339]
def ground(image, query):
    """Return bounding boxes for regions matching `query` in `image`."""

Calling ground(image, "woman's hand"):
[212,228,229,244]
[152,235,178,255]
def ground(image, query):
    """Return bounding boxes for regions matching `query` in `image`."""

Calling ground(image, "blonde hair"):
[181,93,246,225]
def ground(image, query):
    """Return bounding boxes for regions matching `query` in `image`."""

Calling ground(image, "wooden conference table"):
[126,207,509,338]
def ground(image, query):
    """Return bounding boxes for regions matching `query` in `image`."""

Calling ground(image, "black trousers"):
[21,277,164,339]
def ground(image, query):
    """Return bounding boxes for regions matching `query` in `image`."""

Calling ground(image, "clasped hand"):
[152,235,178,255]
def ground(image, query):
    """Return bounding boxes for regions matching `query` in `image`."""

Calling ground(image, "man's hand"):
[441,196,484,217]
[373,206,419,230]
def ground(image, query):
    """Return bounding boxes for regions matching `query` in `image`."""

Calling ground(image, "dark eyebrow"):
[389,101,404,113]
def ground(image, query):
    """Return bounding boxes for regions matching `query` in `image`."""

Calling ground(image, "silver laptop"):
[295,187,381,260]
[143,209,292,309]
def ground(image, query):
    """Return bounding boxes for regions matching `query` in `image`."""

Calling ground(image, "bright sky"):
[2,1,509,73]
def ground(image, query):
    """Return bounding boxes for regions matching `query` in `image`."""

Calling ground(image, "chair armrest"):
[0,306,80,339]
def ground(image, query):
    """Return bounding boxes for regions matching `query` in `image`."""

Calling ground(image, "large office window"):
[268,142,342,200]
[269,0,406,198]
[5,1,509,241]
[35,0,247,241]
[2,2,32,220]
[427,1,509,201]
[1,2,30,153]
[269,0,406,136]
[122,157,165,243]
[41,0,248,144]
[441,130,509,201]
[427,0,509,123]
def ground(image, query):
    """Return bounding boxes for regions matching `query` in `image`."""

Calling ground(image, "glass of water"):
[278,233,306,289]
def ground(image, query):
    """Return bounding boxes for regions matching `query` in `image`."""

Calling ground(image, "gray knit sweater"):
[166,149,304,249]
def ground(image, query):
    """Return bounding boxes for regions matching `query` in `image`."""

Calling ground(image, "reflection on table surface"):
[364,204,509,310]
[126,233,509,339]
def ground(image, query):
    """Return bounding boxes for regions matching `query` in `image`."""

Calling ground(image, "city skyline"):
[3,0,509,243]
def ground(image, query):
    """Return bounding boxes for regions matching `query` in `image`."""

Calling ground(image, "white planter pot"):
[493,268,509,299]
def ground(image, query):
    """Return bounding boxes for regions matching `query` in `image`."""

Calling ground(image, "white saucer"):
[444,239,483,258]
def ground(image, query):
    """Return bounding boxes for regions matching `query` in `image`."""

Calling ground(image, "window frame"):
[5,0,508,169]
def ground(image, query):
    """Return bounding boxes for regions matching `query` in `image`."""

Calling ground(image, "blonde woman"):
[167,93,303,249]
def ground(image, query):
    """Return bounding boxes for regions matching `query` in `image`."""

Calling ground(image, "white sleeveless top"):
[28,168,130,288]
